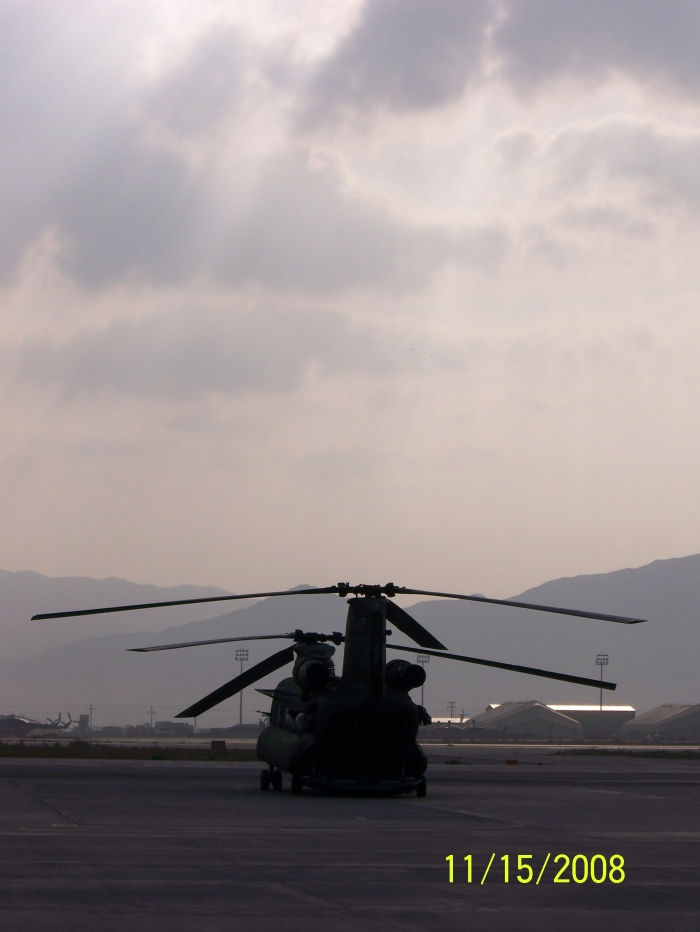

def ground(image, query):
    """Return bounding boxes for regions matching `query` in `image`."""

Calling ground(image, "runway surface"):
[1,746,699,931]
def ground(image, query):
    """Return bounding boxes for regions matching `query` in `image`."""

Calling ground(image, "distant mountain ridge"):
[0,569,232,660]
[0,554,698,724]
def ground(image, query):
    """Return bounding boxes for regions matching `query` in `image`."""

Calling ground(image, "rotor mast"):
[342,596,387,700]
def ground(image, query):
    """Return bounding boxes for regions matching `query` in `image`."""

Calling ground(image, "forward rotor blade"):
[394,588,645,625]
[175,646,295,718]
[388,644,616,690]
[31,586,339,620]
[32,580,646,625]
[384,601,446,650]
[129,634,293,653]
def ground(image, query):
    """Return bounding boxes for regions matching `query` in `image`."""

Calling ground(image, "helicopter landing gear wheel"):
[260,769,271,791]
[271,769,283,791]
[416,778,427,798]
[291,774,303,795]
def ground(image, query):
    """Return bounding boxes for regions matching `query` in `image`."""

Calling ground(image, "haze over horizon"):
[2,2,700,599]
[3,550,699,725]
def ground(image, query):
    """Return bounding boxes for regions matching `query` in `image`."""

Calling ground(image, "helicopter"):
[33,582,645,796]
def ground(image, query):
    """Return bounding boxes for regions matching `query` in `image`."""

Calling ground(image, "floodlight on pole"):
[595,653,609,712]
[416,653,430,708]
[235,648,249,725]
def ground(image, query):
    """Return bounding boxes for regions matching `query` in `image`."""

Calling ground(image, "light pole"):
[447,700,457,719]
[416,654,430,708]
[596,653,609,712]
[235,649,249,725]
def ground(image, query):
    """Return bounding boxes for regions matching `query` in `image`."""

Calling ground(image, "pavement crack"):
[7,778,80,826]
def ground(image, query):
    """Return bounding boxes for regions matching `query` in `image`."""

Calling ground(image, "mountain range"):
[0,569,232,659]
[0,554,698,725]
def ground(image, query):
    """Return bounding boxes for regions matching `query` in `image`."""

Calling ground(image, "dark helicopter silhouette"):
[33,582,645,796]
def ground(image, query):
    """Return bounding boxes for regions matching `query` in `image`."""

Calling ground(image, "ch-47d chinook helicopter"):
[33,583,645,797]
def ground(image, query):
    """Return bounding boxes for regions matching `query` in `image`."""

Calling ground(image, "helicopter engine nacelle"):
[385,659,426,692]
[295,659,331,691]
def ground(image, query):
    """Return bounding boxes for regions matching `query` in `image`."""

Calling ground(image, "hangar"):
[548,705,635,738]
[621,703,700,741]
[470,701,583,740]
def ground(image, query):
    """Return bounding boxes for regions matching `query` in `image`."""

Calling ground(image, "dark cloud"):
[300,0,492,125]
[17,306,433,401]
[11,117,505,291]
[144,28,246,136]
[0,10,238,287]
[49,139,506,291]
[0,3,504,293]
[298,0,700,124]
[51,127,206,287]
[495,0,700,98]
[215,149,507,290]
[216,150,428,291]
[0,1,147,276]
[550,122,700,214]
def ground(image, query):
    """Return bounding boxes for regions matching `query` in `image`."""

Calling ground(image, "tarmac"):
[0,745,699,931]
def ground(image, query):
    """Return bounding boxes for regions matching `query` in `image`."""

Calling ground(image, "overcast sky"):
[2,0,700,598]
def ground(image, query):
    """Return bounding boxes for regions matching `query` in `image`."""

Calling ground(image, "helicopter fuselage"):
[256,597,429,794]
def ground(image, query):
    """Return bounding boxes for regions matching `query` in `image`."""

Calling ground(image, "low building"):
[153,721,194,737]
[621,704,700,742]
[548,705,635,738]
[470,701,583,740]
[430,717,470,725]
[96,726,125,737]
[124,724,153,737]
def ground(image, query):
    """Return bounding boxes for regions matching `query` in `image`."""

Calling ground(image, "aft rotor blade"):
[31,586,339,620]
[256,687,300,702]
[384,601,446,650]
[394,588,645,625]
[175,646,295,718]
[388,644,616,690]
[129,634,294,653]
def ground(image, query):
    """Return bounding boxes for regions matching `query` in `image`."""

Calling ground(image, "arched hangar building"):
[621,704,700,742]
[469,702,635,740]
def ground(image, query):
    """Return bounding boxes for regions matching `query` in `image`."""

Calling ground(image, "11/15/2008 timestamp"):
[446,853,625,884]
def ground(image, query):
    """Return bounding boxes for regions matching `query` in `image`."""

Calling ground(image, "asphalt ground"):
[0,746,698,932]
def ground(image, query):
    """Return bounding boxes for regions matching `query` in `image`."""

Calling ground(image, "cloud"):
[296,0,700,125]
[17,304,436,401]
[143,27,247,137]
[11,122,507,292]
[45,140,506,292]
[0,2,506,295]
[0,1,151,277]
[51,127,206,287]
[216,149,442,291]
[558,205,654,239]
[495,0,700,98]
[496,129,537,169]
[300,0,493,125]
[214,149,508,290]
[550,121,700,214]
